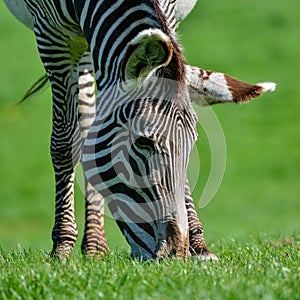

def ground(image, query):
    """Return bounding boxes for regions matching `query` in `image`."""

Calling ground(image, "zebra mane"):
[154,0,185,85]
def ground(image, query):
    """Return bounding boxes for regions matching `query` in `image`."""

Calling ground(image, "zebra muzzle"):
[155,220,189,258]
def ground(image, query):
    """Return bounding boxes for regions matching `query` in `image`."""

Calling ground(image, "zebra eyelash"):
[134,136,156,152]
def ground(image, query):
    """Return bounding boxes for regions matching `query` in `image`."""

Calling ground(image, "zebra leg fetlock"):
[81,180,109,257]
[187,205,218,261]
[51,221,78,259]
[188,214,217,260]
[185,180,218,261]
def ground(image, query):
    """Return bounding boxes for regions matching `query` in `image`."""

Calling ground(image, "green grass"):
[0,0,299,298]
[1,236,299,299]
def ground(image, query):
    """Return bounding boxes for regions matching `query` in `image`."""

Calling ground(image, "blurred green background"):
[0,0,299,252]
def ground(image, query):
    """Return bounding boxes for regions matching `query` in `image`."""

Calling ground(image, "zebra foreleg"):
[32,11,90,258]
[185,179,218,261]
[77,52,109,256]
[49,76,82,259]
[50,136,81,259]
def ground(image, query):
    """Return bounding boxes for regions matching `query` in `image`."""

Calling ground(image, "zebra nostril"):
[155,240,167,258]
[154,220,189,259]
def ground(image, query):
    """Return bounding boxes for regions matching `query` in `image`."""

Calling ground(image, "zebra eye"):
[134,136,156,151]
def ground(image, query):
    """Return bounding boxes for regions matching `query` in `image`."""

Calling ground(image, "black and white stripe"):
[4,0,232,260]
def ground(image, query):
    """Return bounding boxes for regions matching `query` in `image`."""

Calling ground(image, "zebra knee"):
[50,132,83,170]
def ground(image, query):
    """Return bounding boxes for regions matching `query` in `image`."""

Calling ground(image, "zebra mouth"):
[154,220,190,259]
[129,227,189,260]
[154,240,168,258]
[129,240,170,260]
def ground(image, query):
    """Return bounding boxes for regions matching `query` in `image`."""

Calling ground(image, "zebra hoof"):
[81,248,109,259]
[189,245,219,262]
[193,252,219,262]
[50,243,74,261]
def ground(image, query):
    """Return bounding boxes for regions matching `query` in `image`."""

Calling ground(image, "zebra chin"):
[128,220,190,260]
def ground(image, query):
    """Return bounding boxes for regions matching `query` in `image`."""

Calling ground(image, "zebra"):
[3,0,275,260]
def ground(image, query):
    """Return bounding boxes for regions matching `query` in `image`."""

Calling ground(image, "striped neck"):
[74,0,185,92]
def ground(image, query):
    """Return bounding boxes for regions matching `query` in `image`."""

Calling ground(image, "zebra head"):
[82,29,198,259]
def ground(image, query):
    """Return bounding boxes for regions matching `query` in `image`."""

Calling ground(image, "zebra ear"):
[121,29,173,82]
[185,65,276,106]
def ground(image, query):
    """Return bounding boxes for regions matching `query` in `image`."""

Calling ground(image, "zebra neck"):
[73,0,166,91]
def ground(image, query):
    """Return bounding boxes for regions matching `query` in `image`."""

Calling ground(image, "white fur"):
[193,252,219,262]
[129,28,171,47]
[204,73,233,100]
[257,82,277,93]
